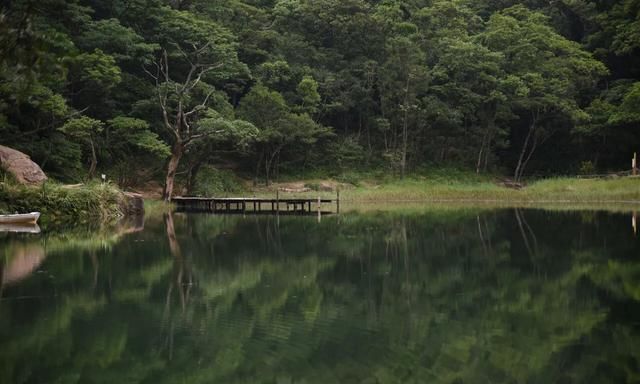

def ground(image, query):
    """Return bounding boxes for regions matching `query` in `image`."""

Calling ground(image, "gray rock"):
[0,145,47,185]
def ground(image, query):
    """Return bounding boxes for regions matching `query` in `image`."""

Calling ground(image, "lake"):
[1,208,639,383]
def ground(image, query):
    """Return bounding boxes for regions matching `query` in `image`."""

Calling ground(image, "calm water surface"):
[1,208,639,383]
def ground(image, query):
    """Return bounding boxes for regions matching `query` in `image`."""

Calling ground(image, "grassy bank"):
[246,174,640,206]
[0,181,128,223]
[342,176,640,203]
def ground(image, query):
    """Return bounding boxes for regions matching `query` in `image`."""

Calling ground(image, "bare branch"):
[142,64,158,82]
[185,88,216,117]
[162,49,170,83]
[192,42,212,56]
[186,63,223,94]
[179,63,198,95]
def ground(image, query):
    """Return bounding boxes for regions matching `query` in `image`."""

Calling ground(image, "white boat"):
[0,212,40,225]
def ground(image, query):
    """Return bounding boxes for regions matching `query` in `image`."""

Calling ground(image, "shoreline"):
[227,176,640,208]
[0,182,143,224]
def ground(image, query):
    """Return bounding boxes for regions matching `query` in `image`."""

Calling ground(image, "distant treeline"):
[1,1,639,197]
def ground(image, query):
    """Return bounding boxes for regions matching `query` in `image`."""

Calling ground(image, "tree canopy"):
[1,0,639,192]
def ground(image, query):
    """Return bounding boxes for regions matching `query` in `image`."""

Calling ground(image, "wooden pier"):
[172,196,339,215]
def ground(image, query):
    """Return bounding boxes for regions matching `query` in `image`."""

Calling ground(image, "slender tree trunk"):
[476,133,487,174]
[483,128,496,172]
[477,121,495,174]
[514,115,537,182]
[163,142,183,201]
[519,135,539,181]
[88,139,97,179]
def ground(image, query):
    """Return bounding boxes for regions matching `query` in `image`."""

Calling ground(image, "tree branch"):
[185,88,216,117]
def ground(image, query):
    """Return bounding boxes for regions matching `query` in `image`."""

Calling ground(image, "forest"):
[1,0,639,199]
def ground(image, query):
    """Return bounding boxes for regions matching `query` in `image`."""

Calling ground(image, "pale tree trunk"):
[514,125,533,182]
[401,109,408,179]
[477,126,495,174]
[477,108,496,174]
[514,110,539,182]
[483,129,496,172]
[163,142,183,201]
[476,132,488,174]
[145,47,221,201]
[88,139,97,179]
[518,135,539,182]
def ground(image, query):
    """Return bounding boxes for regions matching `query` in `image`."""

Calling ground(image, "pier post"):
[336,188,340,214]
[317,196,321,223]
[633,152,638,176]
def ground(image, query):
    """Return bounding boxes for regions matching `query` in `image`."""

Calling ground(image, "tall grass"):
[0,181,125,222]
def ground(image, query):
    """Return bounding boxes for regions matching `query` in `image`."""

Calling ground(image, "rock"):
[319,182,335,192]
[123,192,144,216]
[0,145,47,185]
[280,187,312,193]
[498,178,524,190]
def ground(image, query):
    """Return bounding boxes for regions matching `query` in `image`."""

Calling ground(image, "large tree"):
[146,9,248,200]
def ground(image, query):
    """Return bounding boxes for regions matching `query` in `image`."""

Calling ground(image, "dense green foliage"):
[1,0,639,192]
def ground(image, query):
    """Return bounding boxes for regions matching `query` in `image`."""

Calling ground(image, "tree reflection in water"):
[0,209,639,383]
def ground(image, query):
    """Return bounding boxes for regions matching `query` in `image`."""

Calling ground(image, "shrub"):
[193,166,244,196]
[579,161,596,175]
[335,171,362,186]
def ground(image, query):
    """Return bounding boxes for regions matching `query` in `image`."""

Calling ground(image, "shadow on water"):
[0,207,639,383]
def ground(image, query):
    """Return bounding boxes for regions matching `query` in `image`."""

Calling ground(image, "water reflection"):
[1,242,45,287]
[0,223,40,233]
[0,209,639,383]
